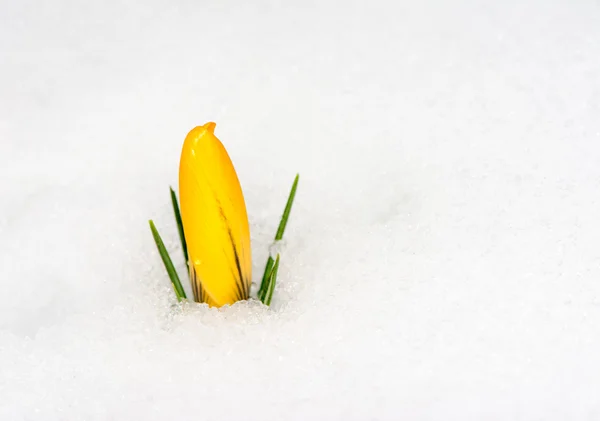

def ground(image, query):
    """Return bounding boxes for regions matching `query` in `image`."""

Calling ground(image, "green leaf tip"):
[263,254,280,306]
[259,256,275,300]
[149,219,187,302]
[170,187,189,273]
[275,173,299,240]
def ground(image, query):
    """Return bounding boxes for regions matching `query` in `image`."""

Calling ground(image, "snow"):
[1,0,600,419]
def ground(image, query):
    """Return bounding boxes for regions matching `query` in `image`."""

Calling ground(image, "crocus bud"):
[179,122,252,306]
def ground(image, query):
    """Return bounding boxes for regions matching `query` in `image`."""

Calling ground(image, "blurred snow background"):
[1,0,600,419]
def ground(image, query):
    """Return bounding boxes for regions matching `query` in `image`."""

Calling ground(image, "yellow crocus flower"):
[179,122,252,307]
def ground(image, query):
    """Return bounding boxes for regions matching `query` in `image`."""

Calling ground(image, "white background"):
[1,1,600,419]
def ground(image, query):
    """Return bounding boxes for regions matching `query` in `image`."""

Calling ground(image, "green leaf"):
[149,220,187,301]
[263,254,280,306]
[258,174,299,297]
[258,256,274,301]
[275,174,299,241]
[170,187,189,273]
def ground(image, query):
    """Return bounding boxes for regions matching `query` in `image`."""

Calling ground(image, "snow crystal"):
[268,239,286,258]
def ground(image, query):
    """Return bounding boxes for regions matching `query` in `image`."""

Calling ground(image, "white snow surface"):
[1,0,600,419]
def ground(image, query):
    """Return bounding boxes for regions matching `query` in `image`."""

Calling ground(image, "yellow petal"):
[179,122,252,306]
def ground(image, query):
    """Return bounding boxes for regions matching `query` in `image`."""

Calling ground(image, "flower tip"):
[203,122,216,133]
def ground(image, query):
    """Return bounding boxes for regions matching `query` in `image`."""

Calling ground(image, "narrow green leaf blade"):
[258,174,299,298]
[258,256,274,300]
[264,254,280,306]
[149,220,187,301]
[275,174,299,240]
[170,187,189,272]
